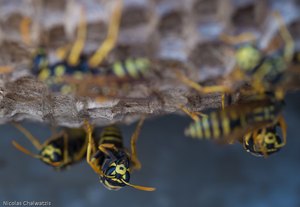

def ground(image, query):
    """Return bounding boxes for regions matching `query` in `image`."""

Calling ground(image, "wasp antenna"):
[11,122,43,150]
[12,140,42,159]
[121,179,155,191]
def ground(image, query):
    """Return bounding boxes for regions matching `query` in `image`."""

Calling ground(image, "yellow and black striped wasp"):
[183,93,286,157]
[219,11,296,100]
[84,118,155,191]
[19,0,151,96]
[173,11,296,106]
[12,123,88,170]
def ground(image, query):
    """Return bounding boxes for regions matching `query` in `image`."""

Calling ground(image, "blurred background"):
[0,92,299,207]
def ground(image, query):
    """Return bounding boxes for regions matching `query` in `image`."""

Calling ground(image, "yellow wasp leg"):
[63,132,70,164]
[11,122,43,150]
[74,130,89,162]
[88,0,123,67]
[175,70,231,94]
[178,105,207,122]
[130,116,146,171]
[221,93,226,109]
[219,32,257,45]
[98,143,118,156]
[260,130,269,158]
[273,11,294,63]
[277,115,287,147]
[68,8,87,66]
[84,120,105,176]
[20,16,32,46]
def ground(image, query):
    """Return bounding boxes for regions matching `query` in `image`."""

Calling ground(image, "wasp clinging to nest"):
[219,11,297,100]
[12,123,88,170]
[183,93,286,157]
[19,0,151,97]
[84,118,155,191]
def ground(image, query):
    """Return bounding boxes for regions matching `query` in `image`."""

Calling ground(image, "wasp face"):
[236,45,262,72]
[244,131,283,156]
[262,132,283,152]
[102,156,131,190]
[40,145,63,166]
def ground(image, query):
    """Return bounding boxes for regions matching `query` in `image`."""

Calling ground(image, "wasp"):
[20,1,151,96]
[183,92,287,157]
[84,118,155,191]
[174,11,296,107]
[219,11,296,100]
[242,120,286,157]
[184,94,285,142]
[12,123,88,170]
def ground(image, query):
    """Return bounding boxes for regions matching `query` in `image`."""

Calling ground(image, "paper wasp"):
[12,123,88,170]
[185,92,285,142]
[19,0,151,96]
[84,118,155,191]
[219,11,297,100]
[173,11,296,108]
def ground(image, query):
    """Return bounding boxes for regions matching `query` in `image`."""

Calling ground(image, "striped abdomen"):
[110,58,150,79]
[185,110,248,140]
[99,125,124,149]
[185,99,283,140]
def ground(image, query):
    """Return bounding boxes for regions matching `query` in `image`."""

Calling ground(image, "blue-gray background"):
[0,93,299,207]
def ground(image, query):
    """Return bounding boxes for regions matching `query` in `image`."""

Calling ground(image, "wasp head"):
[40,145,63,167]
[101,152,131,190]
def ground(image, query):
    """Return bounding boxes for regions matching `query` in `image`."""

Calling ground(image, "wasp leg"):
[130,116,146,171]
[88,0,123,67]
[98,143,118,156]
[178,105,207,122]
[273,11,294,63]
[219,33,257,45]
[68,8,87,66]
[42,131,65,146]
[11,122,43,150]
[255,128,269,158]
[20,16,32,46]
[277,115,287,147]
[175,70,231,94]
[84,120,104,176]
[74,129,89,162]
[62,132,70,164]
[221,93,226,109]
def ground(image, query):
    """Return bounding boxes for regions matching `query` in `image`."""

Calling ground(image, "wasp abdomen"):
[99,125,124,149]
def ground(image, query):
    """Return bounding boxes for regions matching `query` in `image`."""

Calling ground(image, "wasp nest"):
[0,0,299,127]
